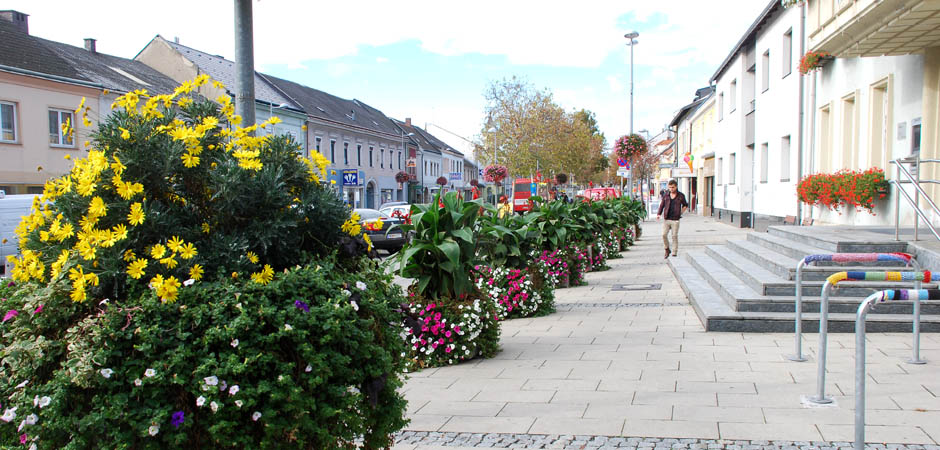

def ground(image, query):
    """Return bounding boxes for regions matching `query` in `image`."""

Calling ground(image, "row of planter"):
[395,192,645,369]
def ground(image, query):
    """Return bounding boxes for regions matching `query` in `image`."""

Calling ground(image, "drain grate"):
[695,229,716,232]
[610,283,662,291]
[556,302,686,308]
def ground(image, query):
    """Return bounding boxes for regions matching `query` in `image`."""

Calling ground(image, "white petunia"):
[251,411,262,421]
[210,401,219,413]
[100,368,113,379]
[304,364,312,373]
[355,281,367,290]
[134,378,142,386]
[235,400,243,408]
[148,424,159,436]
[230,339,239,348]
[183,278,195,286]
[196,396,206,407]
[1,407,16,422]
[29,444,36,450]
[228,385,239,396]
[284,323,293,331]
[219,380,227,392]
[351,301,359,311]
[14,380,28,389]
[203,376,218,386]
[144,368,156,378]
[341,289,351,297]
[25,414,37,425]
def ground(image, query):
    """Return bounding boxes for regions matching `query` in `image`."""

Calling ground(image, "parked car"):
[581,188,621,202]
[378,201,408,210]
[378,204,411,221]
[354,208,408,253]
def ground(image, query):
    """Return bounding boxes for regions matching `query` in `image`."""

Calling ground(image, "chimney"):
[84,38,96,53]
[0,10,29,34]
[405,117,411,126]
[174,36,179,44]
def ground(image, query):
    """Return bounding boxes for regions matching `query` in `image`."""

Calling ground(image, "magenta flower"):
[33,305,42,314]
[19,434,26,444]
[2,310,17,322]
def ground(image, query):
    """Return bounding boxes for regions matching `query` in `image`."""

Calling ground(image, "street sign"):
[342,169,359,186]
[617,158,627,167]
[617,168,630,178]
[407,158,416,168]
[449,172,462,181]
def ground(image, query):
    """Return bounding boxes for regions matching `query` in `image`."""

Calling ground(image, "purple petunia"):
[2,310,17,323]
[294,300,309,313]
[171,410,184,428]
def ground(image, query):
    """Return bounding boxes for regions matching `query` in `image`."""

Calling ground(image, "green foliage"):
[0,256,407,449]
[396,192,483,300]
[476,210,541,270]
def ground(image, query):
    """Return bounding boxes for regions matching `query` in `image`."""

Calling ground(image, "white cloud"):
[376,57,389,64]
[606,75,624,93]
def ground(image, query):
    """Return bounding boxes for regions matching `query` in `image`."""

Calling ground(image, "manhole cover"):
[610,283,661,291]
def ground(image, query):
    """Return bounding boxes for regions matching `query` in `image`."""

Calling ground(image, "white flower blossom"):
[341,289,351,297]
[305,364,312,373]
[251,411,262,421]
[231,339,239,348]
[1,407,16,422]
[183,278,195,286]
[235,400,243,408]
[134,378,142,386]
[219,380,227,392]
[229,385,240,396]
[14,380,28,389]
[351,301,359,311]
[144,368,156,378]
[100,368,113,379]
[284,323,293,331]
[203,376,218,386]
[25,414,37,425]
[210,401,219,413]
[148,424,159,436]
[29,444,36,450]
[355,281,367,290]
[196,396,206,407]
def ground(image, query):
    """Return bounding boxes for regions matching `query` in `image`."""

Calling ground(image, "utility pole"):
[625,31,639,199]
[234,0,256,128]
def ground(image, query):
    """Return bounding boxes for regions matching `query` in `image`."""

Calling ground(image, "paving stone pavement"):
[394,215,940,449]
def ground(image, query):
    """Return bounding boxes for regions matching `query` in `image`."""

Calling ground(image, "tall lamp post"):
[488,126,499,202]
[401,131,415,202]
[624,31,639,198]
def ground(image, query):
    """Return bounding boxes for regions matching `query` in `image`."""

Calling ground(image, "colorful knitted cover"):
[826,270,931,285]
[803,253,912,265]
[875,289,940,302]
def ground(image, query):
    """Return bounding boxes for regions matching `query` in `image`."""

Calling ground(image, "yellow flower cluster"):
[149,274,182,303]
[299,150,330,184]
[339,211,375,251]
[250,264,274,285]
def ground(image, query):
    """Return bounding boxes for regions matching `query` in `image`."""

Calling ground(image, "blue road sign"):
[530,182,537,196]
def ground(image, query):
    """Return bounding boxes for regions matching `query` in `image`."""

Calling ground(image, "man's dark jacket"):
[658,191,689,220]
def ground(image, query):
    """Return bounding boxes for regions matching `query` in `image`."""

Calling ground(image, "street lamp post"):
[624,31,639,198]
[401,131,415,202]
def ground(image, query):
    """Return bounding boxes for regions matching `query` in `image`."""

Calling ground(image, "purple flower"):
[171,410,184,428]
[294,300,309,313]
[2,310,17,323]
[6,281,13,287]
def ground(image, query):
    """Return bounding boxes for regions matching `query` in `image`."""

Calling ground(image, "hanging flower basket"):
[483,164,508,184]
[614,134,648,161]
[436,176,448,186]
[799,51,833,75]
[780,0,805,8]
[395,171,410,184]
[470,179,479,187]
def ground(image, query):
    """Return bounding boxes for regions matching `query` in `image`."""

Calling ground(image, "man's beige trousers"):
[662,219,679,255]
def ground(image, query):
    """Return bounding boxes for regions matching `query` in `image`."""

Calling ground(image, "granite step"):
[667,254,738,331]
[728,239,914,281]
[768,226,909,254]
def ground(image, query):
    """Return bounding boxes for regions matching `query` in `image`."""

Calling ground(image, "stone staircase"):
[668,225,940,332]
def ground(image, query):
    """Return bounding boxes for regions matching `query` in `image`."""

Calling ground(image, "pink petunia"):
[2,310,17,322]
[33,305,43,314]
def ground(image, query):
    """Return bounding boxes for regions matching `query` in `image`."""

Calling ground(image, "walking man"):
[657,179,688,259]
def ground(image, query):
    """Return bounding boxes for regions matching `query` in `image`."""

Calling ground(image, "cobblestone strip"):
[393,431,940,449]
[556,302,688,308]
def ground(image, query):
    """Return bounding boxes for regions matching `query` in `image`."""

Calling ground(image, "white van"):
[0,194,39,277]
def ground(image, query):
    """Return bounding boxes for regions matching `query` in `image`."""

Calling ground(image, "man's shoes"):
[664,248,671,259]
[672,252,678,257]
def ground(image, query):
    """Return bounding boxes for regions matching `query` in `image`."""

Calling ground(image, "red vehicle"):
[512,178,534,213]
[582,187,621,202]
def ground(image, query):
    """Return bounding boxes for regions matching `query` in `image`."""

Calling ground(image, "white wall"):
[812,53,924,225]
[753,5,802,219]
[714,55,745,212]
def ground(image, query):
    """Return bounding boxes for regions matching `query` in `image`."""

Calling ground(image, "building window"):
[343,142,349,165]
[781,135,791,181]
[315,137,322,154]
[369,146,374,167]
[389,149,393,168]
[357,144,362,166]
[49,109,75,147]
[398,151,402,170]
[0,102,16,142]
[760,143,769,183]
[869,80,890,170]
[842,94,857,170]
[819,105,831,172]
[717,157,723,185]
[729,80,737,112]
[380,149,385,168]
[718,93,724,120]
[782,29,793,77]
[729,153,736,185]
[761,50,770,92]
[330,139,336,164]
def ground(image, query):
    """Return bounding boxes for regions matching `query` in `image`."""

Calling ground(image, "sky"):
[7,0,771,157]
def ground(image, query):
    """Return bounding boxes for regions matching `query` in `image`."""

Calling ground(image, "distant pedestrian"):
[498,195,512,219]
[656,180,688,259]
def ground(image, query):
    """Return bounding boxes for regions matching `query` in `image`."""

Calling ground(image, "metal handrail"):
[891,156,940,242]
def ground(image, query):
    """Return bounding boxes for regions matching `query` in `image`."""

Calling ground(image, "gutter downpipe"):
[797,1,807,225]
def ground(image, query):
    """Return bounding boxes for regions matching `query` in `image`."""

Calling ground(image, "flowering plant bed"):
[559,246,590,287]
[534,250,569,288]
[399,293,500,369]
[797,168,888,213]
[474,265,554,320]
[597,230,623,260]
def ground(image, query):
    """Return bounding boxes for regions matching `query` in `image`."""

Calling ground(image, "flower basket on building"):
[395,171,410,184]
[797,168,888,214]
[435,176,448,186]
[799,51,833,75]
[780,0,805,8]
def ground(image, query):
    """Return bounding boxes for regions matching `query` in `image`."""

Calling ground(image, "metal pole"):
[895,163,901,241]
[233,0,256,128]
[915,156,921,241]
[630,41,634,135]
[796,0,806,225]
[811,280,833,404]
[855,295,877,450]
[789,259,808,361]
[910,259,925,364]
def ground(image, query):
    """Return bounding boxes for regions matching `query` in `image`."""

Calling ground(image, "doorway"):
[704,176,714,216]
[366,182,376,209]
